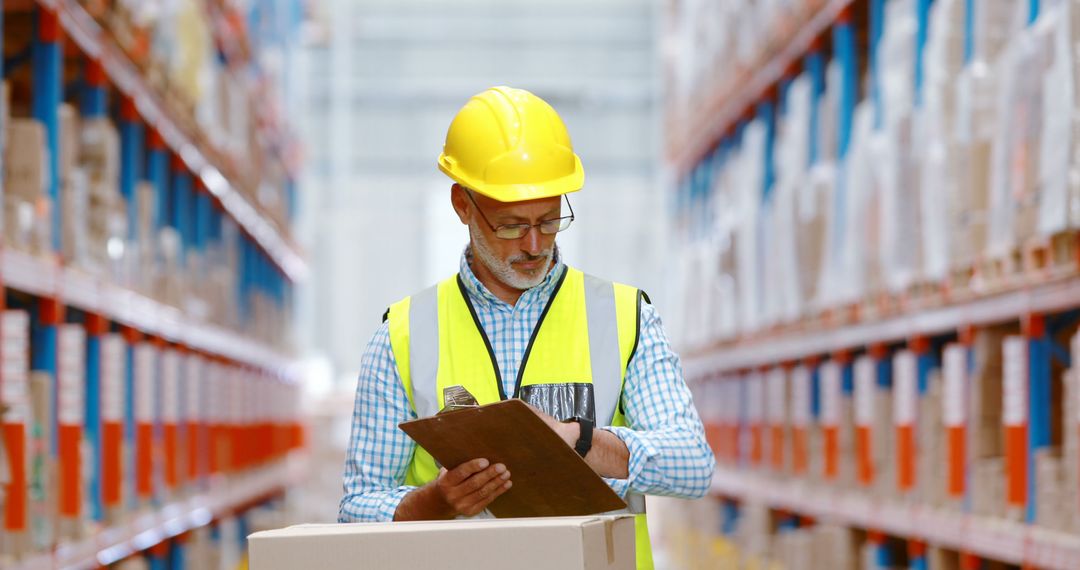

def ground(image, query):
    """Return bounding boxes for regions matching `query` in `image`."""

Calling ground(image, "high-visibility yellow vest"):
[386,265,654,569]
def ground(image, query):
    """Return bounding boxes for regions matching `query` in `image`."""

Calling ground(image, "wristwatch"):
[564,416,594,458]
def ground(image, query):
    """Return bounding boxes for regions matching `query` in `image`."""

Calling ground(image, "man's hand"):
[529,405,580,448]
[436,458,512,516]
[394,458,511,520]
[526,403,629,479]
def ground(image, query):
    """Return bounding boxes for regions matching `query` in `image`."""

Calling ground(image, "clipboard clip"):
[442,385,479,412]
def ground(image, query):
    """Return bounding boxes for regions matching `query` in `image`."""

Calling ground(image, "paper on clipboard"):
[399,398,627,518]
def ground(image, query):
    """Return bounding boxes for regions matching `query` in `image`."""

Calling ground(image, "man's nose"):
[521,226,543,256]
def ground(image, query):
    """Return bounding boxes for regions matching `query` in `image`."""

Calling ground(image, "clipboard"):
[399,398,627,518]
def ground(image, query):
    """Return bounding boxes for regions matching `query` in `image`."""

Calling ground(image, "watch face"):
[518,383,596,422]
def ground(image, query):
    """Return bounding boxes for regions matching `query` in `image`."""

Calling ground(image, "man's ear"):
[450,184,470,225]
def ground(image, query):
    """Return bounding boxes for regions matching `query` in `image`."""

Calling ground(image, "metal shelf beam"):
[710,469,1080,569]
[9,454,306,570]
[2,249,297,378]
[684,277,1080,378]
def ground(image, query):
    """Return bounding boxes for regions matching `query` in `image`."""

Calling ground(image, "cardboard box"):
[248,516,636,570]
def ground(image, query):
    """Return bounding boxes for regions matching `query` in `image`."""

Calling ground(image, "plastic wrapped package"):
[708,175,740,341]
[734,120,766,333]
[916,119,952,282]
[950,64,996,270]
[971,0,1021,65]
[915,0,967,282]
[773,75,814,321]
[823,101,875,305]
[988,22,1049,256]
[877,0,922,292]
[4,119,54,256]
[734,3,764,67]
[668,0,707,111]
[80,117,123,276]
[799,164,833,315]
[1037,0,1074,237]
[683,241,712,349]
[759,192,783,328]
[61,169,91,269]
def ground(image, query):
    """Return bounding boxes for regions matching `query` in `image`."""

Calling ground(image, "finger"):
[458,463,507,496]
[467,469,512,502]
[445,464,503,505]
[458,469,511,514]
[460,480,513,516]
[442,458,489,486]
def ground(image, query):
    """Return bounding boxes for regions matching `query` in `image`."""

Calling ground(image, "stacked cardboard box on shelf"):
[968,328,1010,517]
[1064,333,1080,532]
[766,367,790,475]
[809,524,859,570]
[854,355,894,497]
[1034,447,1067,530]
[59,104,90,269]
[79,113,126,278]
[0,311,31,562]
[28,370,55,555]
[5,117,53,257]
[732,501,771,565]
[917,369,948,507]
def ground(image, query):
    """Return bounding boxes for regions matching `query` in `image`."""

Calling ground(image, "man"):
[339,86,714,569]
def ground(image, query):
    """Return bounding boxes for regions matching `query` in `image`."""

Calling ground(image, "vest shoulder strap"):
[386,281,442,416]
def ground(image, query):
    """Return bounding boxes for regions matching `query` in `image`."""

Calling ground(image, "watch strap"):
[573,417,594,458]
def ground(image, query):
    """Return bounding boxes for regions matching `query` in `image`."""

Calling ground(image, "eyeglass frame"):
[463,189,576,240]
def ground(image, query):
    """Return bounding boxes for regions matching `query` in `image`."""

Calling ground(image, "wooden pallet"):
[905,280,950,310]
[859,290,900,322]
[969,231,1079,293]
[972,247,1024,293]
[945,265,977,300]
[1020,231,1080,283]
[817,302,861,329]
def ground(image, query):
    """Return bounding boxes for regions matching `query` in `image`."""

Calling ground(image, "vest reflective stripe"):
[386,265,654,569]
[583,273,622,426]
[407,284,439,417]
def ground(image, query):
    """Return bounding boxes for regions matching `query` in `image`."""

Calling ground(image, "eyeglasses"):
[464,190,575,240]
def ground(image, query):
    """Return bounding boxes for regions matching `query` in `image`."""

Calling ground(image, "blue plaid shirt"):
[339,248,714,522]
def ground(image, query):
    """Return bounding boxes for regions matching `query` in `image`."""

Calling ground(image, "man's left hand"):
[526,404,579,448]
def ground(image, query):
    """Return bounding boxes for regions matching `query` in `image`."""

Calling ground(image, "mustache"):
[509,250,552,264]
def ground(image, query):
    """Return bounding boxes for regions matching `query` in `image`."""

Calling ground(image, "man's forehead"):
[477,193,561,218]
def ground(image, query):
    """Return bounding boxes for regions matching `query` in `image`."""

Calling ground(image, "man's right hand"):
[393,458,512,520]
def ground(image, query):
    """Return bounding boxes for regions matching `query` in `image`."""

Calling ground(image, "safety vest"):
[386,265,654,569]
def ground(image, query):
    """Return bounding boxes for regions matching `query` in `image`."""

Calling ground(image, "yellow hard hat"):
[438,86,584,202]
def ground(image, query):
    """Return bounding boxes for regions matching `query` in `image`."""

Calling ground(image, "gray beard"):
[468,222,553,290]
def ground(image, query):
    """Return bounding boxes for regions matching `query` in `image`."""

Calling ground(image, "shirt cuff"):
[600,426,659,495]
[376,486,415,521]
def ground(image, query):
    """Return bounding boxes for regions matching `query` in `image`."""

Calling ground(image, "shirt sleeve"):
[338,322,418,522]
[599,300,715,499]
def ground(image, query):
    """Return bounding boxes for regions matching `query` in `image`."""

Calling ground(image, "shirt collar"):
[459,244,565,309]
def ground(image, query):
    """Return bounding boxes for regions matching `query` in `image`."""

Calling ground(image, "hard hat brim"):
[438,155,584,203]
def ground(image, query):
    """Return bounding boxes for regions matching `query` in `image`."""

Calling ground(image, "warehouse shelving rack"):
[1,1,307,568]
[667,0,856,176]
[10,454,307,570]
[670,0,1080,568]
[706,468,1080,569]
[34,0,307,282]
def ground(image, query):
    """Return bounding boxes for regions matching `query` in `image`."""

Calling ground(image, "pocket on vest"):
[518,383,595,422]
